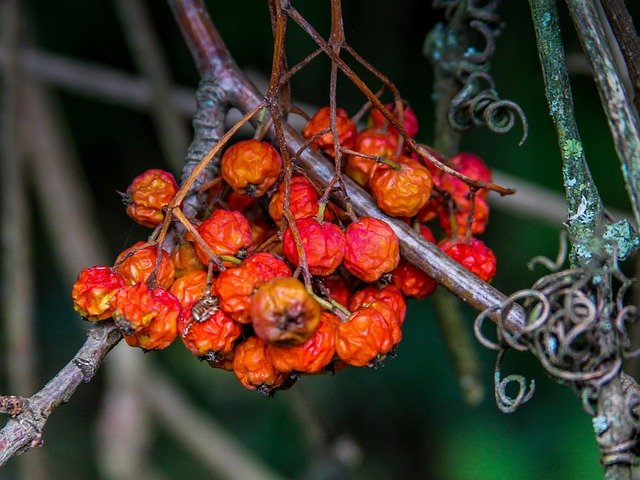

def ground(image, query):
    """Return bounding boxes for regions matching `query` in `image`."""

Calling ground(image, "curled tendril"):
[430,0,527,144]
[476,251,638,413]
[494,349,535,413]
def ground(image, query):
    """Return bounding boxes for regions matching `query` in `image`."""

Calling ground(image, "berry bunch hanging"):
[72,69,500,396]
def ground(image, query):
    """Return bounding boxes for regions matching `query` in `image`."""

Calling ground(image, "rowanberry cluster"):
[71,102,497,395]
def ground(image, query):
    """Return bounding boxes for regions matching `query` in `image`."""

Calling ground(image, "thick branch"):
[566,0,640,232]
[168,0,526,333]
[0,322,121,465]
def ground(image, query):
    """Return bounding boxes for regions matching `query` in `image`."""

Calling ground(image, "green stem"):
[528,0,604,268]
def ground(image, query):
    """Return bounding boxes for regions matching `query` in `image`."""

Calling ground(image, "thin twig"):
[0,322,122,466]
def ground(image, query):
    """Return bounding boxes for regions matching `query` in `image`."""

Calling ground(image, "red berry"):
[233,336,289,394]
[335,306,394,367]
[268,176,334,222]
[368,101,419,138]
[195,209,252,264]
[345,128,398,187]
[71,266,125,321]
[438,237,496,282]
[283,217,346,276]
[343,217,400,282]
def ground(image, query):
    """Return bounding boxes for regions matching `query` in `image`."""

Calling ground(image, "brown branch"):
[168,0,525,334]
[0,322,122,466]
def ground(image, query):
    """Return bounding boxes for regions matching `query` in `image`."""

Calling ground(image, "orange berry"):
[194,209,252,264]
[267,312,337,374]
[345,129,398,187]
[179,300,242,358]
[169,269,215,309]
[233,336,289,394]
[216,266,261,323]
[221,139,282,197]
[171,241,205,278]
[112,283,180,350]
[302,106,357,158]
[369,155,433,217]
[242,252,292,284]
[335,307,394,367]
[250,277,321,346]
[124,169,178,228]
[115,242,175,289]
[268,176,334,222]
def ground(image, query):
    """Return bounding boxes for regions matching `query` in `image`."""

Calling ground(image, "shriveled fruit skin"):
[302,106,357,158]
[125,169,178,228]
[233,336,289,394]
[72,266,125,321]
[343,217,399,282]
[221,139,282,197]
[194,209,253,264]
[438,237,497,282]
[250,277,321,346]
[283,217,346,276]
[335,307,394,367]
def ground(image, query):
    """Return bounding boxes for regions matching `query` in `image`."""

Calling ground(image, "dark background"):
[2,1,639,479]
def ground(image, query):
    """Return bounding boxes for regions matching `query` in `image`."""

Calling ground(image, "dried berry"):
[221,139,282,197]
[242,252,291,284]
[72,266,125,321]
[179,300,242,358]
[267,312,338,374]
[345,128,398,187]
[233,336,289,394]
[368,101,419,138]
[321,275,352,309]
[195,209,252,264]
[302,106,357,158]
[115,242,175,289]
[216,266,261,323]
[369,155,433,218]
[439,237,496,282]
[268,176,334,222]
[350,284,407,328]
[390,226,437,299]
[335,306,394,367]
[250,277,321,346]
[124,169,178,228]
[171,241,205,278]
[169,269,215,309]
[283,217,346,276]
[112,283,180,350]
[343,217,399,282]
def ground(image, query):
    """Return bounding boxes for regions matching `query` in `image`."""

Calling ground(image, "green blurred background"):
[2,1,639,479]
